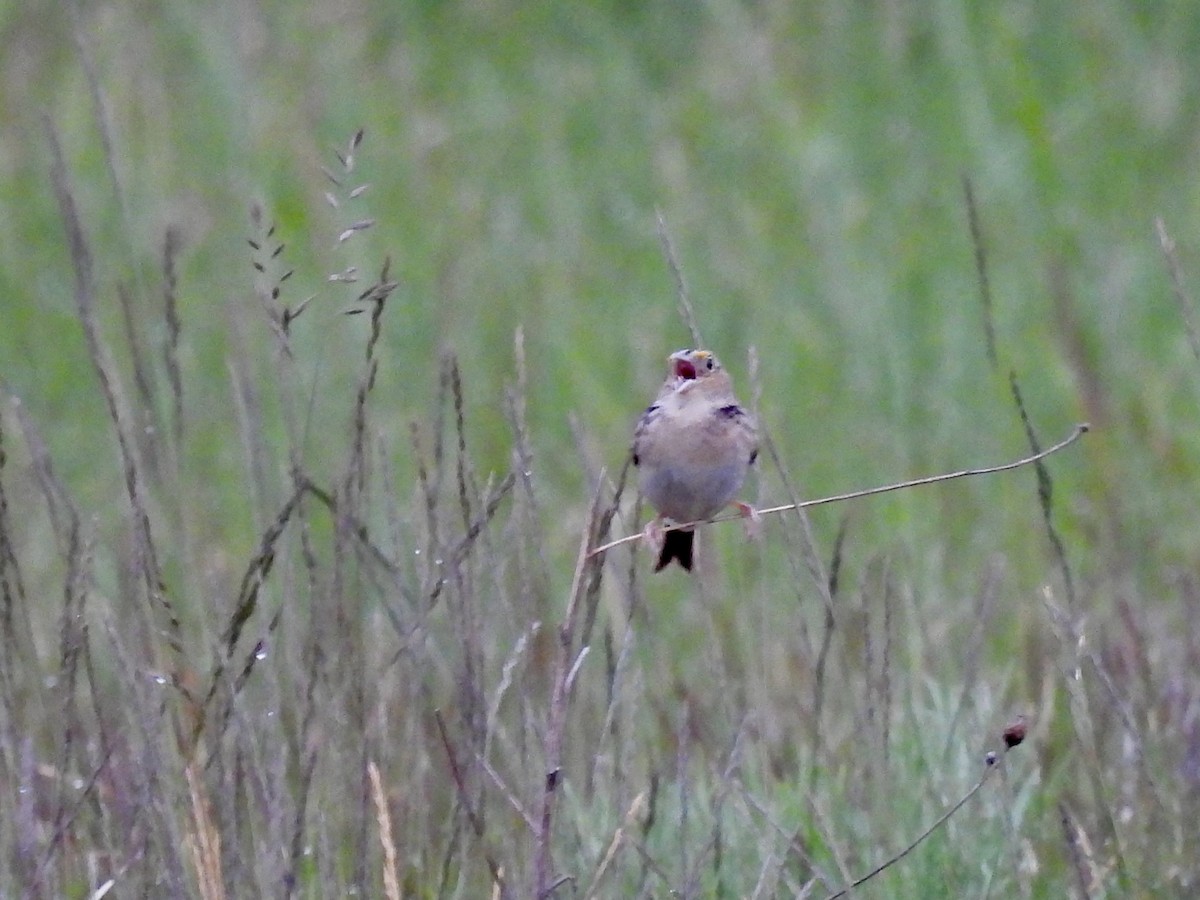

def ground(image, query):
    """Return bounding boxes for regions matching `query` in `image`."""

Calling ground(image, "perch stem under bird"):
[593,421,1090,559]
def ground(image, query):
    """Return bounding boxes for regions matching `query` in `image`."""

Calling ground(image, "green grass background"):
[9,1,1198,565]
[4,0,1200,896]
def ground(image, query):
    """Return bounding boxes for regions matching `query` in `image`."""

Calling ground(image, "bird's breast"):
[638,459,748,523]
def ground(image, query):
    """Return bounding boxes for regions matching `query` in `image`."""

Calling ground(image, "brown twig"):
[821,749,1013,899]
[591,422,1090,557]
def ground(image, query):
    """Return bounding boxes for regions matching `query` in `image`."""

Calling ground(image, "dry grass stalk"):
[434,709,508,896]
[10,108,1144,898]
[1059,802,1104,899]
[46,119,184,669]
[590,422,1090,558]
[963,174,999,370]
[185,760,224,900]
[116,282,160,455]
[162,227,184,447]
[533,482,607,898]
[0,414,31,661]
[580,796,648,900]
[1155,217,1200,366]
[822,741,1020,900]
[368,759,401,900]
[655,210,704,350]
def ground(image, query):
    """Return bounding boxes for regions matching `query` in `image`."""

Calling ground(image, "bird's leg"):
[732,500,762,541]
[643,515,666,556]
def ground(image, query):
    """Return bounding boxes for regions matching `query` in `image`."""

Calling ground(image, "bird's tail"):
[655,529,694,572]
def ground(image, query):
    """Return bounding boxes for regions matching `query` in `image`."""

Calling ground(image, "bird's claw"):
[733,501,762,542]
[643,517,666,556]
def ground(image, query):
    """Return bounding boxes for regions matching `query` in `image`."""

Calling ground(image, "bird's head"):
[668,348,721,382]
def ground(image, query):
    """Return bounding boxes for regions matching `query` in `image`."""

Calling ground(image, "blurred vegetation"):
[3,0,1200,896]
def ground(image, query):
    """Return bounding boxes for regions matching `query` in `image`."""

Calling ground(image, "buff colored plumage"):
[632,349,758,571]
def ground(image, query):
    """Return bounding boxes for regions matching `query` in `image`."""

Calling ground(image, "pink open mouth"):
[673,358,697,380]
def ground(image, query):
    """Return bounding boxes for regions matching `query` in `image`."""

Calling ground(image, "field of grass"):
[4,1,1200,896]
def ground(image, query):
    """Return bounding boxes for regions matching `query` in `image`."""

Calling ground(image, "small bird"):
[632,348,759,571]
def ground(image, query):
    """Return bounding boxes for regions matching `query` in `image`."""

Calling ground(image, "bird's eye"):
[705,357,715,370]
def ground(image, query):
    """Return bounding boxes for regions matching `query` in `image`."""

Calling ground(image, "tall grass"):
[5,1,1200,897]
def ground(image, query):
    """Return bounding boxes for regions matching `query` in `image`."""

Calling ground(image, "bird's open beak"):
[674,358,697,380]
[670,351,698,380]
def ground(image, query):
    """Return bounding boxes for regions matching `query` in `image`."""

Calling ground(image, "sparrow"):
[632,348,759,571]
